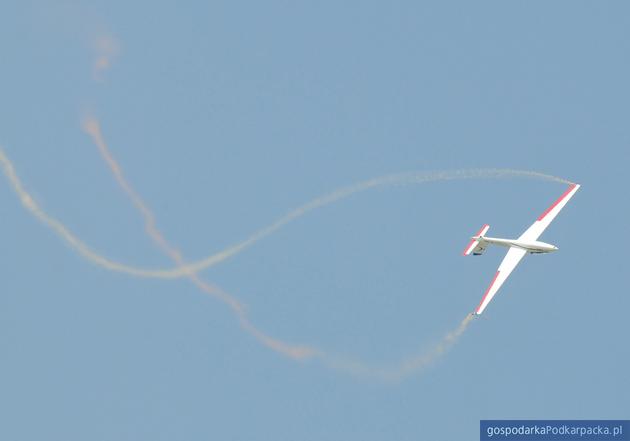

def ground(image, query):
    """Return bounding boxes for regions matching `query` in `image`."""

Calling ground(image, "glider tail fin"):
[462,224,490,256]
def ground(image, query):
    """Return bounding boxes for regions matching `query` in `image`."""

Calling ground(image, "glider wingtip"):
[462,240,475,256]
[567,182,580,191]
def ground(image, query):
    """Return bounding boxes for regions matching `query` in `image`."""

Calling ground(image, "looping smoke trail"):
[0,144,572,280]
[82,117,318,360]
[1,140,570,379]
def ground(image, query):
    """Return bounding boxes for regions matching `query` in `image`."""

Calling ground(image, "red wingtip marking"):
[537,184,577,221]
[475,270,500,314]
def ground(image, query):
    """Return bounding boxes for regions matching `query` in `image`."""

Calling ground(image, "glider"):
[463,183,580,315]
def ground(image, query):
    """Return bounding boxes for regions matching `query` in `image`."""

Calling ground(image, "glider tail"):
[462,224,490,256]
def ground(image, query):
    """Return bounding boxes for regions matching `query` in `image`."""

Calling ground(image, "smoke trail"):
[0,145,573,280]
[1,141,566,378]
[82,116,318,360]
[0,146,164,276]
[92,34,120,81]
[321,313,475,382]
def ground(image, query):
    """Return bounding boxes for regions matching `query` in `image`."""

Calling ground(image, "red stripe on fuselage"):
[537,184,577,221]
[475,270,500,314]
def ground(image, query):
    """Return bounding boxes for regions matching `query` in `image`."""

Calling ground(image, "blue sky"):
[1,2,629,440]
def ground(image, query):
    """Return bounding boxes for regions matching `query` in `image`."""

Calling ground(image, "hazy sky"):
[1,2,629,440]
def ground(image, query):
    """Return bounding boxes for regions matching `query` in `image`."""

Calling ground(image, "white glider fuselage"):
[472,236,558,254]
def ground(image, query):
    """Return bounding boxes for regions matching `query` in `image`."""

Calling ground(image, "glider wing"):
[519,183,581,242]
[474,247,527,315]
